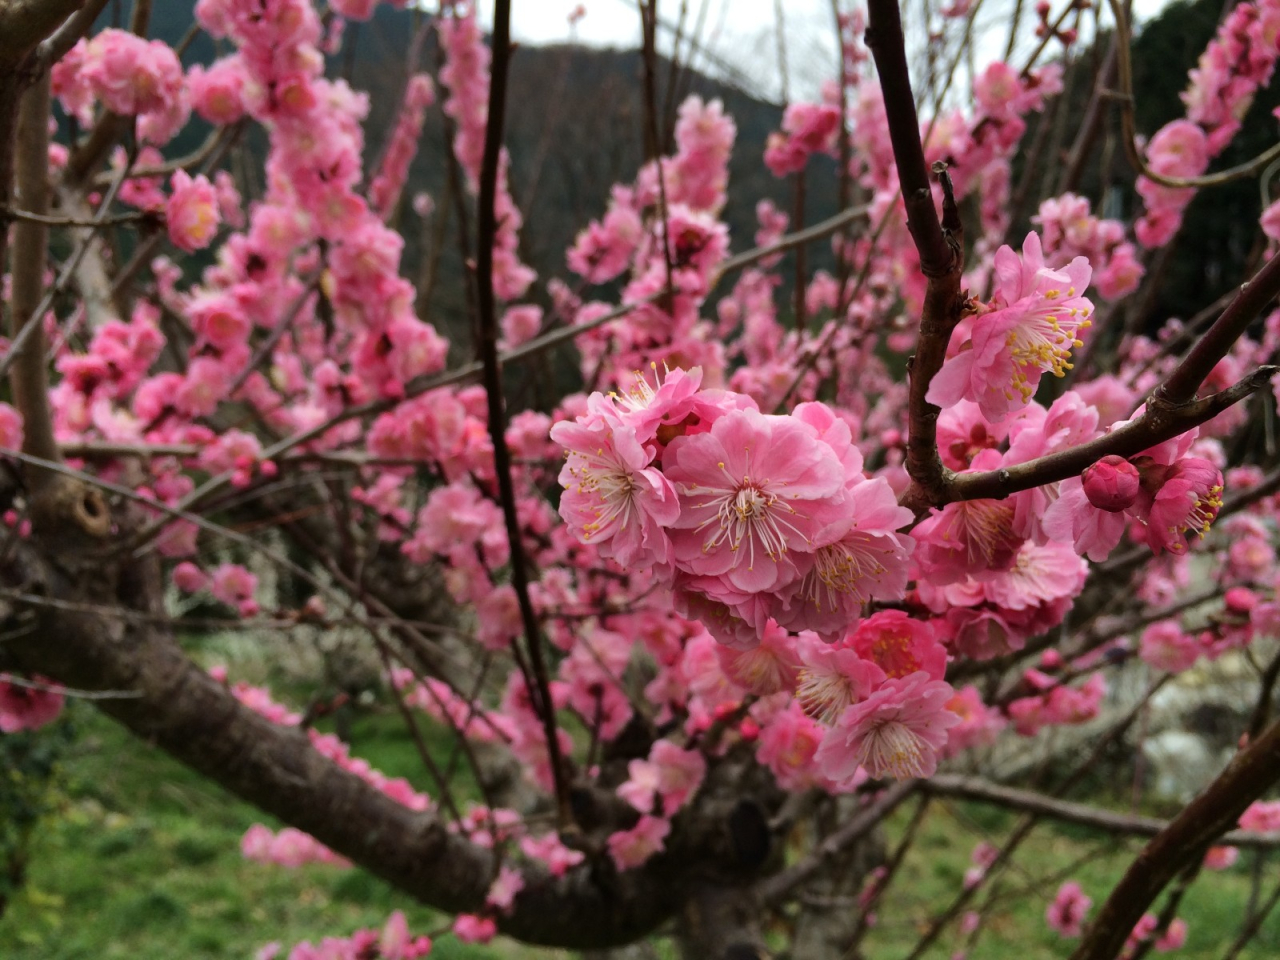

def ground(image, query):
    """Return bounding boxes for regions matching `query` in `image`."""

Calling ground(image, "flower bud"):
[1081,455,1140,511]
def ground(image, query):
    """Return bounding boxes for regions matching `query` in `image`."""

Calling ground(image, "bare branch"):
[0,0,89,61]
[1071,716,1280,960]
[924,775,1280,849]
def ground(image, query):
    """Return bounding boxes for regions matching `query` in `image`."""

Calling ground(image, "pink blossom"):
[1239,800,1280,832]
[1046,881,1092,938]
[1203,845,1239,870]
[520,833,585,876]
[794,638,884,724]
[210,563,259,618]
[1141,458,1224,555]
[927,232,1093,421]
[664,408,846,595]
[167,171,221,252]
[607,815,671,870]
[188,56,246,125]
[755,702,826,790]
[848,611,946,681]
[452,914,497,944]
[816,672,960,781]
[551,408,680,569]
[0,675,65,733]
[486,865,525,914]
[1082,455,1141,511]
[1139,620,1199,673]
[172,561,209,593]
[715,619,801,694]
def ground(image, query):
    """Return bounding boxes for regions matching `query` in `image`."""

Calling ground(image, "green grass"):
[6,703,1280,958]
[856,800,1280,960]
[0,705,557,959]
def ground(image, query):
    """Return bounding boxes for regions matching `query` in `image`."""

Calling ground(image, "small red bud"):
[1081,455,1141,512]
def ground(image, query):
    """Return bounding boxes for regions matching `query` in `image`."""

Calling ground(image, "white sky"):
[473,0,1174,104]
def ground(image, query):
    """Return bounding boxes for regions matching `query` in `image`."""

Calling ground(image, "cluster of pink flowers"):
[438,3,534,300]
[369,75,435,218]
[1138,0,1280,248]
[552,366,914,647]
[258,910,432,960]
[764,100,842,177]
[1046,436,1224,561]
[53,28,188,144]
[1124,915,1188,957]
[1034,193,1143,300]
[567,96,736,383]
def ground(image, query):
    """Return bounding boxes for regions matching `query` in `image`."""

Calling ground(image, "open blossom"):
[848,611,947,681]
[608,815,671,870]
[927,232,1093,421]
[167,171,220,252]
[1139,620,1199,673]
[551,409,680,568]
[1142,457,1224,555]
[664,408,846,594]
[794,639,884,724]
[815,672,960,781]
[1046,881,1092,937]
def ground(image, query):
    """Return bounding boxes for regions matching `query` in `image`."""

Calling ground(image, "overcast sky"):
[472,0,1174,104]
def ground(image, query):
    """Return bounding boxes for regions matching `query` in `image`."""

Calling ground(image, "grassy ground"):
[858,797,1280,960]
[1,704,557,959]
[4,703,1280,959]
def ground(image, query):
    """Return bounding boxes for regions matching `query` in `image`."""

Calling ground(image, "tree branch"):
[866,0,965,513]
[923,775,1280,849]
[1070,716,1280,960]
[472,0,572,827]
[0,0,89,61]
[9,63,60,494]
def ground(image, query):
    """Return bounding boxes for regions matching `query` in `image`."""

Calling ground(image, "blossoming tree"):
[4,0,1280,956]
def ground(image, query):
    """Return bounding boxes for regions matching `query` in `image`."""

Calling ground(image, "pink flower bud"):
[1081,455,1140,511]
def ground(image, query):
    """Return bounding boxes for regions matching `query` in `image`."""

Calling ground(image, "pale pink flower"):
[815,672,960,781]
[664,408,846,594]
[520,833,585,877]
[794,638,884,724]
[715,619,801,694]
[486,865,525,914]
[1139,620,1199,673]
[607,815,671,870]
[210,563,259,617]
[552,409,680,568]
[452,914,497,944]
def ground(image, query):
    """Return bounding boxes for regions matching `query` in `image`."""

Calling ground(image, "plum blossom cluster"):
[1034,193,1143,301]
[1138,0,1280,248]
[552,366,914,648]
